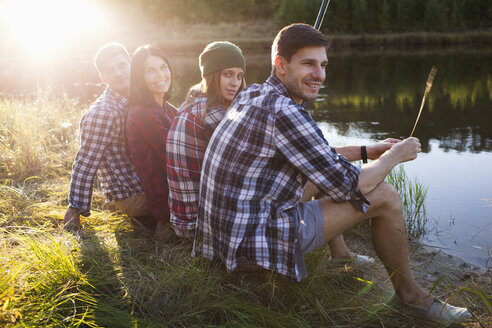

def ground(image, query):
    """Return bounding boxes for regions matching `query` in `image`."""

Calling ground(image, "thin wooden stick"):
[410,66,438,137]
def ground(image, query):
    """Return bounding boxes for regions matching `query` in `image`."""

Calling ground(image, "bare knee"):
[367,182,403,214]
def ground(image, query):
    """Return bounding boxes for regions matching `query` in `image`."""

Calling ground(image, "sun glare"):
[2,0,108,58]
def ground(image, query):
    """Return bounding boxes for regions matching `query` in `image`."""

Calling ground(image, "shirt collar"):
[265,74,305,109]
[105,87,129,107]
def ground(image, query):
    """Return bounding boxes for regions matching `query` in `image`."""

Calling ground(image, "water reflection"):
[317,123,492,269]
[1,50,490,152]
[309,52,492,153]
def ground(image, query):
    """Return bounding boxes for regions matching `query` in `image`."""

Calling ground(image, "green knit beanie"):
[199,41,246,77]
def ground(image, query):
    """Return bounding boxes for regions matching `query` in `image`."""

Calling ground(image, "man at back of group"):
[194,24,471,323]
[64,42,150,230]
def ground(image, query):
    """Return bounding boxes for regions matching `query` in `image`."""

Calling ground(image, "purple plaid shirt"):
[126,102,177,222]
[194,75,370,281]
[167,93,226,235]
[68,87,143,216]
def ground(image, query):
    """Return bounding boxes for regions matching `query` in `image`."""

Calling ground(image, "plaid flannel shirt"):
[195,75,370,281]
[126,102,177,222]
[68,87,143,216]
[167,93,226,235]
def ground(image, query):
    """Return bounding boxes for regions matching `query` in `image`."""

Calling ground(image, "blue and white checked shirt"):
[68,87,143,215]
[195,75,370,280]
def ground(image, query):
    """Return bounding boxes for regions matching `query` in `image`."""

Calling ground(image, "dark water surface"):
[1,49,490,268]
[314,51,492,269]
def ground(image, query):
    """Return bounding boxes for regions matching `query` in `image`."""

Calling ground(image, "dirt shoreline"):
[407,242,490,285]
[346,234,491,299]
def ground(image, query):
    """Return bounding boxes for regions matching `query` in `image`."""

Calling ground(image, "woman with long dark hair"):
[127,45,177,236]
[167,41,246,239]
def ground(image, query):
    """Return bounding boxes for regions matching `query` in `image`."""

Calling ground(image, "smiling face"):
[274,46,327,104]
[219,67,245,106]
[143,55,171,105]
[99,53,131,97]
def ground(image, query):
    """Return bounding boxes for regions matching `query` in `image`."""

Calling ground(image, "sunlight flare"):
[2,0,108,58]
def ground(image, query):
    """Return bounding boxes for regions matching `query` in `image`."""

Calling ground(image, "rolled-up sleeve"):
[274,105,370,212]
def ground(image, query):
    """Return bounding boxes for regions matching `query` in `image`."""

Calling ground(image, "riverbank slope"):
[0,91,490,327]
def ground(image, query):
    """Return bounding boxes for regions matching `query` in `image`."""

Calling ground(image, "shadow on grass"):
[108,223,401,327]
[78,227,137,328]
[76,217,464,327]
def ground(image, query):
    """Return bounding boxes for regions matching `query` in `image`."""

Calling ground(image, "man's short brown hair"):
[271,23,330,67]
[93,42,131,75]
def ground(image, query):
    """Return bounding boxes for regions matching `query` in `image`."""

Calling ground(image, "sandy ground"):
[406,242,490,287]
[346,234,491,301]
[338,234,491,326]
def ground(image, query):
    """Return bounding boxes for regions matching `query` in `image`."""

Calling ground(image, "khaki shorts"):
[111,193,152,217]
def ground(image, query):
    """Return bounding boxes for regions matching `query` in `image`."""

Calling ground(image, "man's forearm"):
[334,146,361,162]
[357,152,399,194]
[356,138,420,194]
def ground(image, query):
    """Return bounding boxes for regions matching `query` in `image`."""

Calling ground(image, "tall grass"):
[0,230,98,327]
[0,91,82,181]
[0,94,490,327]
[387,165,428,239]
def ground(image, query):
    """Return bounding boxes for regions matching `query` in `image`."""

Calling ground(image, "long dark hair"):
[185,70,246,109]
[130,45,173,108]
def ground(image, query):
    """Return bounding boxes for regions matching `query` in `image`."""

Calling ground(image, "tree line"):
[127,0,491,33]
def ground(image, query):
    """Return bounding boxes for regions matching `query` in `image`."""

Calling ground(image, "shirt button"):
[296,174,302,183]
[294,239,298,243]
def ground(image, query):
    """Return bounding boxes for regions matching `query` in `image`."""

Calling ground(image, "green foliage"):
[353,0,369,32]
[99,0,492,33]
[274,0,318,27]
[140,0,281,24]
[379,0,392,30]
[0,92,83,182]
[425,0,447,30]
[386,165,428,239]
[0,231,98,327]
[273,0,492,33]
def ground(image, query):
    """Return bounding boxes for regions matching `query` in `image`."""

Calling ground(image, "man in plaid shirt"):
[63,43,149,231]
[195,24,471,322]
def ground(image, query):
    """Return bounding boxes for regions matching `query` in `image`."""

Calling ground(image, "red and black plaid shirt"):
[167,93,226,235]
[126,102,177,221]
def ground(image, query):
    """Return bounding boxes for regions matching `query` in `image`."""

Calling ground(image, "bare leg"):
[318,181,432,308]
[301,181,351,258]
[327,235,351,258]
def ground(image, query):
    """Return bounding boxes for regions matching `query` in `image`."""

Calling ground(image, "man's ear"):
[274,55,287,75]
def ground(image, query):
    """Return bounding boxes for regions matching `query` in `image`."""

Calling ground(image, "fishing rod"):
[312,0,437,139]
[313,0,438,139]
[314,0,331,30]
[410,66,438,137]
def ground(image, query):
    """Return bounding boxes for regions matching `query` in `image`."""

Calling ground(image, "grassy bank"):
[0,94,491,327]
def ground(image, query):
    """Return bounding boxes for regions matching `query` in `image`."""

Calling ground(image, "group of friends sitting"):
[62,23,472,323]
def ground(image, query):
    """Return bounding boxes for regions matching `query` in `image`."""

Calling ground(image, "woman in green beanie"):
[166,41,246,239]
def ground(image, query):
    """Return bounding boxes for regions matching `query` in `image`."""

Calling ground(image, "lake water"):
[1,49,490,269]
[313,51,492,270]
